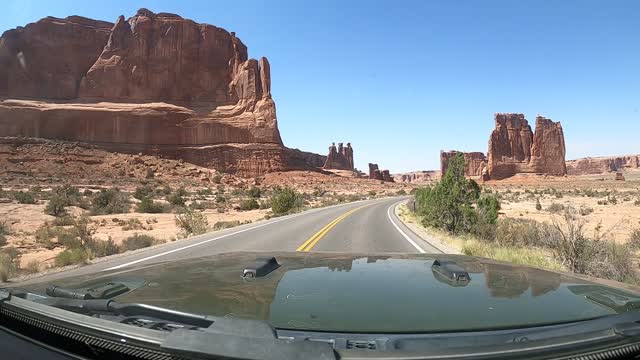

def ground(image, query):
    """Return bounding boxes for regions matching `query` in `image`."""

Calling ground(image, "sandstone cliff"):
[393,171,439,183]
[487,114,566,179]
[323,142,354,170]
[440,150,486,177]
[566,155,640,175]
[0,9,288,177]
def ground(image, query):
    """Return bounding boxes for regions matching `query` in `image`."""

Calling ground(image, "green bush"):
[415,153,482,234]
[121,218,144,231]
[628,228,640,251]
[0,221,9,247]
[54,248,89,267]
[396,189,407,196]
[91,188,130,215]
[247,187,262,198]
[45,195,68,217]
[535,198,542,211]
[137,196,166,213]
[122,234,163,251]
[134,185,154,200]
[13,191,36,204]
[0,249,20,282]
[216,195,227,203]
[270,187,304,215]
[167,188,188,207]
[175,207,209,237]
[52,215,75,226]
[239,198,260,211]
[547,203,565,213]
[85,237,121,258]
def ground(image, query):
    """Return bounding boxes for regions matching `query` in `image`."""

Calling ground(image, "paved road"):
[15,197,442,285]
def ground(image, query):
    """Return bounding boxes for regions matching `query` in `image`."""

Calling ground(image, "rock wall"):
[566,155,640,175]
[394,171,439,183]
[440,150,486,177]
[322,142,354,170]
[369,163,380,179]
[285,148,327,170]
[0,9,289,177]
[487,114,566,179]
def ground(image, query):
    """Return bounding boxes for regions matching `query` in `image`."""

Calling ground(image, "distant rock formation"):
[440,151,487,177]
[487,114,566,180]
[368,163,393,182]
[615,172,626,181]
[369,163,380,180]
[322,142,354,170]
[394,171,439,183]
[0,9,316,177]
[566,155,640,175]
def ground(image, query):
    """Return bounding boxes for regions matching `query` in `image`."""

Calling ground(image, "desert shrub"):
[335,194,347,203]
[45,195,68,217]
[259,200,271,209]
[52,215,75,226]
[216,185,225,194]
[608,195,618,205]
[167,188,188,207]
[247,187,262,198]
[175,207,209,237]
[213,220,242,230]
[83,189,93,196]
[215,194,227,204]
[84,237,121,258]
[271,187,304,215]
[24,259,40,274]
[13,191,36,204]
[91,188,130,215]
[535,198,542,211]
[628,228,640,251]
[471,195,501,240]
[368,190,377,197]
[547,203,565,213]
[414,153,482,235]
[197,187,213,196]
[54,248,89,267]
[145,167,155,179]
[555,192,564,199]
[212,174,222,184]
[121,234,162,251]
[239,198,260,211]
[312,187,327,197]
[347,194,363,202]
[579,206,594,216]
[0,221,9,247]
[137,196,166,213]
[134,185,154,200]
[494,218,545,248]
[189,200,216,210]
[121,218,144,231]
[396,189,407,196]
[216,206,227,213]
[634,199,640,206]
[35,225,57,248]
[0,249,20,282]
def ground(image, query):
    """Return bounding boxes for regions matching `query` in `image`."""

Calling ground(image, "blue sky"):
[3,0,639,172]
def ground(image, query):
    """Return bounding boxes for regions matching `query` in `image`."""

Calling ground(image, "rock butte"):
[487,113,566,180]
[322,142,354,171]
[393,171,439,183]
[440,151,487,177]
[0,9,321,177]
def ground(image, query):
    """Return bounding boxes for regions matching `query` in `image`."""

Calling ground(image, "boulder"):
[0,9,291,177]
[322,142,354,170]
[487,114,566,179]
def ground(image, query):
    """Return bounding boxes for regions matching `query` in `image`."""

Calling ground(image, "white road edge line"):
[104,198,388,271]
[387,202,426,254]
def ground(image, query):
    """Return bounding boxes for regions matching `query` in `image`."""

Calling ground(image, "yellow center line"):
[296,203,372,252]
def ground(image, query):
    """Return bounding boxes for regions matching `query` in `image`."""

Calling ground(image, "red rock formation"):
[440,150,487,177]
[615,172,625,181]
[285,148,327,169]
[369,163,380,179]
[381,170,394,182]
[487,114,566,179]
[372,169,383,181]
[566,155,640,175]
[322,142,354,170]
[0,9,290,177]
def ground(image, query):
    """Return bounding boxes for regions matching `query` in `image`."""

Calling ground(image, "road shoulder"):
[394,202,460,254]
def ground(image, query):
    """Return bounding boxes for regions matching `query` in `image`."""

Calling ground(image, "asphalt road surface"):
[15,197,443,285]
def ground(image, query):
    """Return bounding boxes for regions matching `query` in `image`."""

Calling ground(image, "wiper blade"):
[34,296,213,328]
[46,282,130,300]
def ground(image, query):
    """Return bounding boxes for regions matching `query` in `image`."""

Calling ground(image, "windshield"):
[1,0,640,351]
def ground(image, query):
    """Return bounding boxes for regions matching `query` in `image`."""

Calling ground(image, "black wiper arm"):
[35,297,213,328]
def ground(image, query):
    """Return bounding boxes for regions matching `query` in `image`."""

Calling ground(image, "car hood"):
[17,252,640,333]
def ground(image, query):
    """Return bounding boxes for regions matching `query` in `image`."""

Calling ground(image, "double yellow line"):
[296,203,371,252]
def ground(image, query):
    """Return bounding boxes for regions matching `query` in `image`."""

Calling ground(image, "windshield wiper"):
[1,289,336,360]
